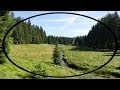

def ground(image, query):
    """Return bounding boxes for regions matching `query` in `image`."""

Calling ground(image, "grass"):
[60,45,120,78]
[9,44,55,71]
[0,44,82,79]
[0,44,120,79]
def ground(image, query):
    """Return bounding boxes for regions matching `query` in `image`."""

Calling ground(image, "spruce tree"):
[0,11,13,64]
[53,44,61,65]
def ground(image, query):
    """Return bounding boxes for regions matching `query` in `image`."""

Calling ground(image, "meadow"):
[0,44,120,79]
[61,45,120,78]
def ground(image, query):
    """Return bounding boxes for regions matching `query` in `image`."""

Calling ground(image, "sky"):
[13,11,120,37]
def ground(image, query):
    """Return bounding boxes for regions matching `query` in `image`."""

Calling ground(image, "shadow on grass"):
[69,46,114,52]
[103,54,120,56]
[116,66,120,70]
[63,58,89,71]
[110,72,120,78]
[45,62,55,65]
[94,70,120,78]
[70,46,120,57]
[103,52,120,56]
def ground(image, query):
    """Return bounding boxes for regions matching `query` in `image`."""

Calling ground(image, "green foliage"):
[7,44,81,78]
[87,12,120,50]
[61,45,120,78]
[0,11,14,64]
[73,36,87,47]
[0,44,120,79]
[1,11,120,78]
[71,12,120,50]
[53,44,61,65]
[33,63,48,77]
[47,35,74,45]
[11,17,47,44]
[0,49,5,64]
[9,13,74,45]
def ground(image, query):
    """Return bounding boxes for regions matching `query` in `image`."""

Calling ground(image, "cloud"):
[47,11,90,31]
[35,11,87,23]
[41,15,78,23]
[68,29,90,37]
[40,15,80,31]
[45,28,90,37]
[31,11,91,32]
[59,11,88,15]
[45,17,76,22]
[31,11,94,37]
[58,15,80,30]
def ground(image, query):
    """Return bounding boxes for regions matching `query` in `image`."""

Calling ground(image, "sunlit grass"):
[60,45,120,78]
[0,44,120,79]
[8,44,82,78]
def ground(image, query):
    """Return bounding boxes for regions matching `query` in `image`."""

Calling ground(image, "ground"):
[0,44,120,79]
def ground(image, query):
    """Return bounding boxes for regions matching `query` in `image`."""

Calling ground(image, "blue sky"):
[13,11,120,37]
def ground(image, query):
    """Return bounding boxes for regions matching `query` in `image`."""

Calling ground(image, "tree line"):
[10,16,74,45]
[74,12,120,50]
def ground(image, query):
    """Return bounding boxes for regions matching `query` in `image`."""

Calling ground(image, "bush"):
[0,51,5,64]
[53,44,61,65]
[0,37,13,64]
[5,37,13,54]
[0,38,5,64]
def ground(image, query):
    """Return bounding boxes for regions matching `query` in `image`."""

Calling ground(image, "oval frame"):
[2,12,118,78]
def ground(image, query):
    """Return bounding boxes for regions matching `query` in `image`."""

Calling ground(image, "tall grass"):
[0,44,120,79]
[60,45,120,78]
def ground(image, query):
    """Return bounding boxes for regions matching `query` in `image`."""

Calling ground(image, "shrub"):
[53,44,61,65]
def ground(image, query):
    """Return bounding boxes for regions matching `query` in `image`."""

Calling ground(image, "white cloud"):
[42,12,94,33]
[31,11,94,37]
[44,27,58,30]
[48,11,91,31]
[62,11,88,15]
[41,15,80,31]
[45,17,76,22]
[41,14,78,23]
[58,15,80,30]
[68,29,90,36]
[52,28,89,37]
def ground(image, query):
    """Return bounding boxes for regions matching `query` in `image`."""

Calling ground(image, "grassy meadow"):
[0,44,120,79]
[60,45,120,78]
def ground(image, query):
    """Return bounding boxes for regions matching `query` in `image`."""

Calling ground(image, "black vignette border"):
[0,0,120,11]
